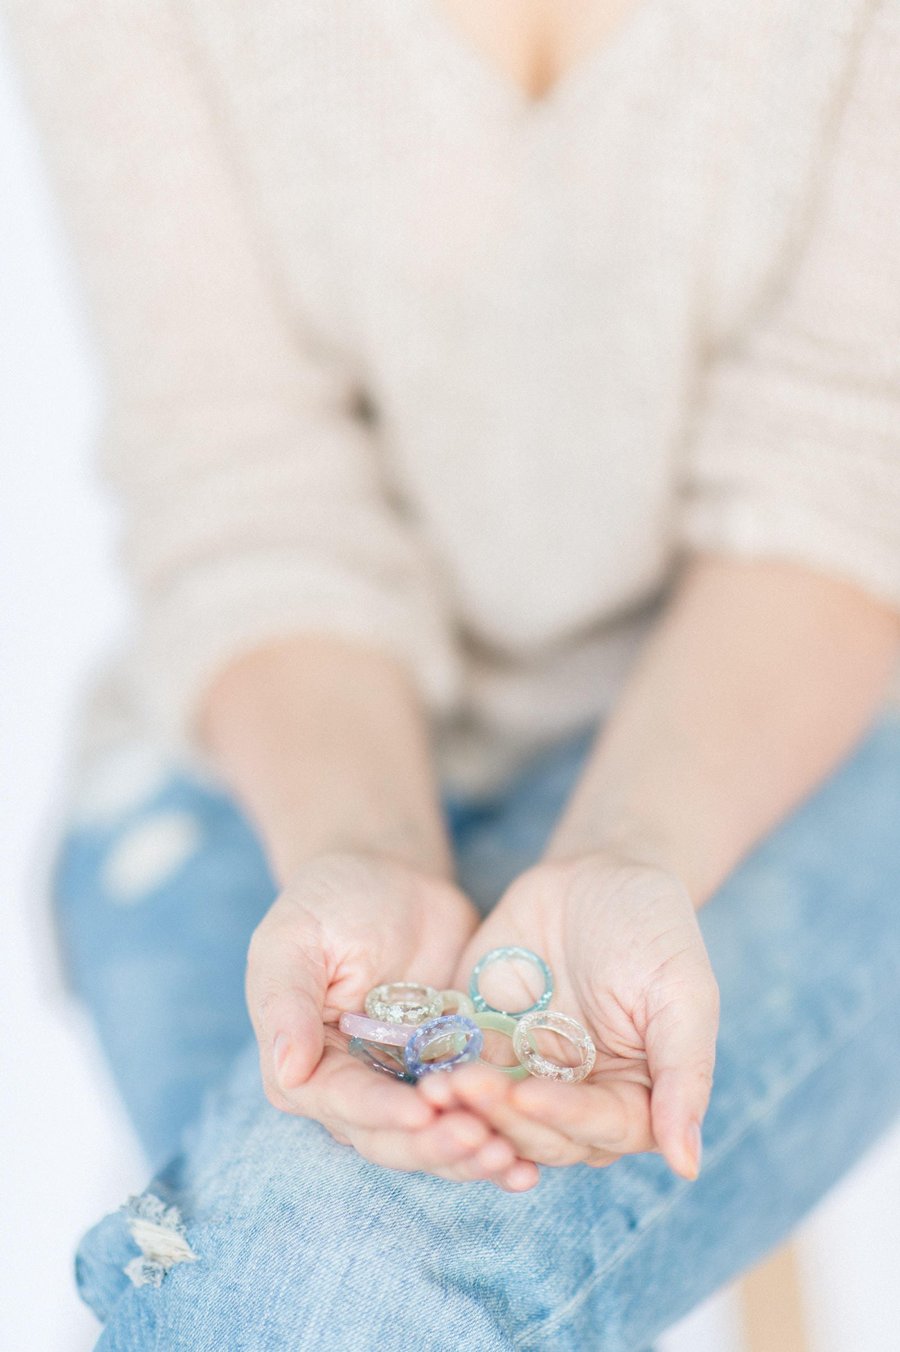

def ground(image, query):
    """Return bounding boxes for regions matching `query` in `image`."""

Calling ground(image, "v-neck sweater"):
[4,0,900,795]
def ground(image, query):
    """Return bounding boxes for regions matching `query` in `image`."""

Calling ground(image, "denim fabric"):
[55,710,900,1350]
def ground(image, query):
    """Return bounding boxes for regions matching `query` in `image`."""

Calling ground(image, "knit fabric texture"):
[4,0,899,792]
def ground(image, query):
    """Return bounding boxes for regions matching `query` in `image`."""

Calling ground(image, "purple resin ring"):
[403,1014,484,1078]
[339,1011,416,1047]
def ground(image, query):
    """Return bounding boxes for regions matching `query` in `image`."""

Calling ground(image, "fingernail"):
[685,1119,703,1177]
[273,1033,291,1087]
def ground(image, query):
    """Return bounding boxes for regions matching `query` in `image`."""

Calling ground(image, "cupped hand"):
[420,852,720,1182]
[246,850,538,1189]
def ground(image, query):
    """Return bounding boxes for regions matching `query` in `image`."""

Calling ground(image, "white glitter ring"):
[364,982,443,1027]
[512,1011,597,1083]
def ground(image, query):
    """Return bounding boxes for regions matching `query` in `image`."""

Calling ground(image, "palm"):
[249,853,479,1132]
[307,892,477,1134]
[317,873,479,1026]
[458,860,679,1079]
[251,850,550,1190]
[443,855,718,1177]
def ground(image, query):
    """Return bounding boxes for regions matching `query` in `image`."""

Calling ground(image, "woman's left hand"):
[419,853,720,1182]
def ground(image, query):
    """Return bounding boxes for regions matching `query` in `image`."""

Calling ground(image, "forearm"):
[546,556,900,906]
[199,634,451,886]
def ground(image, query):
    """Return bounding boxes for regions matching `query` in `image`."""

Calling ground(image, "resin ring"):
[512,1011,597,1083]
[403,1014,483,1078]
[469,946,553,1019]
[348,1037,417,1084]
[365,982,443,1027]
[473,1011,533,1079]
[338,1011,416,1046]
[439,988,476,1018]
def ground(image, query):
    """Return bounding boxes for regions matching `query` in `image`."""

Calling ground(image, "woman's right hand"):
[246,850,539,1189]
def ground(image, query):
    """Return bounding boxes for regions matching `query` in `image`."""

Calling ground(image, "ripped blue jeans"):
[54,708,900,1350]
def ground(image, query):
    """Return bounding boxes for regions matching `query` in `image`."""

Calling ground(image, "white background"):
[2,22,900,1352]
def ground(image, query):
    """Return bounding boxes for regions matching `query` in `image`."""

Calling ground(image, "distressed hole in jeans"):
[123,1194,199,1288]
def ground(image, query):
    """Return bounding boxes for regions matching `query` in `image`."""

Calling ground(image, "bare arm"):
[546,555,900,905]
[431,557,900,1181]
[195,635,539,1188]
[198,634,453,886]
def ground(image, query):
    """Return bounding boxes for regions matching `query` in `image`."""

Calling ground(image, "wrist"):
[267,817,454,889]
[200,634,454,888]
[544,811,703,907]
[545,805,671,873]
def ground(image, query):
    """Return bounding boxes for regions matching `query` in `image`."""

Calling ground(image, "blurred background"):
[3,23,900,1352]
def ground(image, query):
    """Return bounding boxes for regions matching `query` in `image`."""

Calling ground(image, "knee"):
[79,1147,523,1352]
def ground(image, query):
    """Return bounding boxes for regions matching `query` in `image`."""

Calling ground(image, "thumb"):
[644,973,720,1180]
[246,919,329,1102]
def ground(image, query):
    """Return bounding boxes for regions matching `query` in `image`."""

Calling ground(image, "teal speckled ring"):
[469,946,553,1019]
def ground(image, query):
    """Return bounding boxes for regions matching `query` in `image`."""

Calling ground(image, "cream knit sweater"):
[4,0,900,795]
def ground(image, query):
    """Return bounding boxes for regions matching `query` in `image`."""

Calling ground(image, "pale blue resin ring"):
[469,946,553,1019]
[403,1014,484,1078]
[348,1037,417,1084]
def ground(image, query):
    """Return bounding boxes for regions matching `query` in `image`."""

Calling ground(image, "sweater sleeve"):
[676,1,900,612]
[2,0,461,749]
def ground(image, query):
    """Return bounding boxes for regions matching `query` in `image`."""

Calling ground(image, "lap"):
[52,724,595,1162]
[71,708,900,1350]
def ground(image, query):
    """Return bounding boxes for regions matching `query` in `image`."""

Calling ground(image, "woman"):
[5,0,900,1347]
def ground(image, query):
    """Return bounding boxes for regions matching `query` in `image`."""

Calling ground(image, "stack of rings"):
[338,947,597,1085]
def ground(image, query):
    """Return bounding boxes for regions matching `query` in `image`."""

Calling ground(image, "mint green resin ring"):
[473,1011,533,1079]
[469,946,553,1019]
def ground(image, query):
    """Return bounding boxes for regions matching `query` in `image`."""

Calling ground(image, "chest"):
[435,0,641,101]
[195,0,855,367]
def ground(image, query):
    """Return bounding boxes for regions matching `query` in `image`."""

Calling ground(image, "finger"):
[422,1132,523,1185]
[444,1063,591,1167]
[415,1076,545,1184]
[345,1130,535,1195]
[590,1059,654,1091]
[349,1120,538,1190]
[359,1119,538,1191]
[469,1134,519,1178]
[326,1126,353,1147]
[411,1111,541,1189]
[246,913,330,1092]
[417,1054,651,1160]
[644,974,720,1180]
[511,1077,655,1154]
[416,1070,463,1112]
[498,1160,541,1191]
[295,1047,435,1132]
[438,1129,538,1190]
[440,1159,540,1190]
[350,1110,490,1172]
[585,1148,628,1169]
